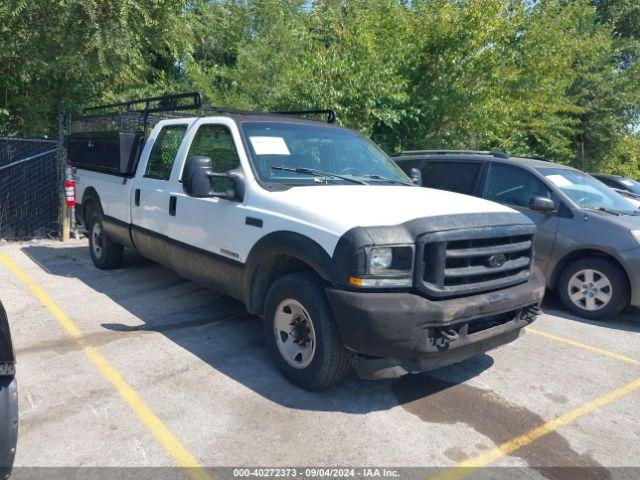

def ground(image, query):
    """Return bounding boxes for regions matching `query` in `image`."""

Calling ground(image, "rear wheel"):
[88,211,123,269]
[263,272,353,390]
[557,257,628,320]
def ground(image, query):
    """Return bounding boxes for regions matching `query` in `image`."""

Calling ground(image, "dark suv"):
[0,300,17,479]
[394,150,640,320]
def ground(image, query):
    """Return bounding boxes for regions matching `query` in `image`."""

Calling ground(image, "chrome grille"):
[416,224,535,298]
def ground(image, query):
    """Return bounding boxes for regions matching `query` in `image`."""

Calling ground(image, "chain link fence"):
[0,137,61,240]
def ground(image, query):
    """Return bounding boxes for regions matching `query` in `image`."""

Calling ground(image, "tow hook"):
[525,305,542,315]
[439,328,459,342]
[522,304,542,322]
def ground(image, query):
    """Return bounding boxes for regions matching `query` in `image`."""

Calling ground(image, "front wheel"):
[88,212,123,269]
[263,272,353,390]
[0,376,18,479]
[557,257,629,320]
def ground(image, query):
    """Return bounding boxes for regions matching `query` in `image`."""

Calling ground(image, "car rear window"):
[422,161,480,195]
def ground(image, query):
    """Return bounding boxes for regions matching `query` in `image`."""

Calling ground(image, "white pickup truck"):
[71,94,545,389]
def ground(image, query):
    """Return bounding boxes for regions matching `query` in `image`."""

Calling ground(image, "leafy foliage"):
[1,0,638,177]
[0,0,192,135]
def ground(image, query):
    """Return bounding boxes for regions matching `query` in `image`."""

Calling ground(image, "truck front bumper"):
[325,267,546,379]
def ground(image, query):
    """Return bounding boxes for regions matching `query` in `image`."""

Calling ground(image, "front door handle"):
[169,196,177,216]
[134,189,140,206]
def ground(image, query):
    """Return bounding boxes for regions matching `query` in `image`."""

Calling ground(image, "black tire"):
[87,211,123,269]
[0,376,18,479]
[263,272,353,390]
[557,257,629,320]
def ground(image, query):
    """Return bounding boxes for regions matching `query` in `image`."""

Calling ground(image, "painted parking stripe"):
[527,327,640,366]
[0,255,212,480]
[459,376,640,467]
[431,377,640,480]
[436,376,640,478]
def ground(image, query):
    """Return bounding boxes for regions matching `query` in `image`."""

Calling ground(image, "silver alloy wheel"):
[91,221,103,259]
[273,298,316,369]
[567,269,613,311]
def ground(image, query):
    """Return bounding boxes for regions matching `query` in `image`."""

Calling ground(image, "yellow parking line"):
[0,255,211,480]
[527,327,640,366]
[433,376,640,480]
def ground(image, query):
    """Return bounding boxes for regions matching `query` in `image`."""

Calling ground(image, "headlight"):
[349,245,414,288]
[369,247,393,273]
[632,230,640,244]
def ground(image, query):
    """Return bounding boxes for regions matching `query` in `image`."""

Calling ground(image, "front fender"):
[243,231,338,312]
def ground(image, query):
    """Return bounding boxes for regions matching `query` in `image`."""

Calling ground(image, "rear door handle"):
[169,196,177,216]
[134,189,140,206]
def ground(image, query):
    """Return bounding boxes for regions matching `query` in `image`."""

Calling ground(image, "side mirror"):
[410,167,422,186]
[529,196,555,214]
[182,156,237,199]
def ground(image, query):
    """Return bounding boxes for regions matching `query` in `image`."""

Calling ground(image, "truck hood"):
[259,185,517,233]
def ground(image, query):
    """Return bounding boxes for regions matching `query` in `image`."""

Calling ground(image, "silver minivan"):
[394,150,640,320]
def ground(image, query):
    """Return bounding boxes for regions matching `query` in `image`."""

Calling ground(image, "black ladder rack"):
[67,93,337,176]
[82,92,203,116]
[81,92,336,124]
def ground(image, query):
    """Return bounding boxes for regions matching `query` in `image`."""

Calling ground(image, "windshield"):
[618,177,640,194]
[241,122,410,186]
[538,167,638,215]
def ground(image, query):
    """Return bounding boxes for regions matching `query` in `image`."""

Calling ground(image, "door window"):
[187,125,241,191]
[145,125,188,180]
[422,161,481,195]
[484,164,554,209]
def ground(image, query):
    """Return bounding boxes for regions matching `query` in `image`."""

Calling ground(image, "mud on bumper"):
[326,268,546,379]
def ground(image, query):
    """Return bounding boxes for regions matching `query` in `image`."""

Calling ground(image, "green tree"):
[1,0,638,178]
[0,0,192,136]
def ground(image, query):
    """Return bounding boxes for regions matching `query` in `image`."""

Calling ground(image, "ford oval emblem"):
[488,253,507,268]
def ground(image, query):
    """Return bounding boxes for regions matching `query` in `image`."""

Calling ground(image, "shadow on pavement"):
[22,244,495,414]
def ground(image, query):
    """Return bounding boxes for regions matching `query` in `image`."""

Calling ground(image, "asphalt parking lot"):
[1,239,639,479]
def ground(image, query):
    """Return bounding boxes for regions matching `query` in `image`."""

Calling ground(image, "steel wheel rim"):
[273,298,316,369]
[567,269,612,312]
[91,221,103,258]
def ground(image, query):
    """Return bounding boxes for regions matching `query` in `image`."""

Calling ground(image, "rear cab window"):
[144,124,188,180]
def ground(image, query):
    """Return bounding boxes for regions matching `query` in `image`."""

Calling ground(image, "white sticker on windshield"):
[249,136,290,155]
[546,174,573,187]
[621,179,634,187]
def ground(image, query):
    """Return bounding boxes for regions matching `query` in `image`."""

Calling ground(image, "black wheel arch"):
[0,301,15,369]
[243,231,338,316]
[550,248,631,293]
[79,187,103,227]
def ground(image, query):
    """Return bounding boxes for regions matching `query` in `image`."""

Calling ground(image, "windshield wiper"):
[270,166,367,185]
[357,174,412,186]
[584,206,621,216]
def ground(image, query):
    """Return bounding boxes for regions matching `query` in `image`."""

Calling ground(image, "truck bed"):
[76,169,133,226]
